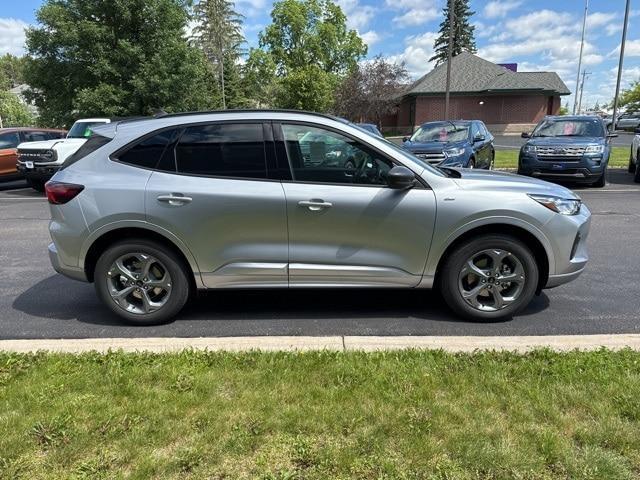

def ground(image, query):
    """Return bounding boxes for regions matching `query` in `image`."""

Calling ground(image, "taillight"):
[45,181,84,205]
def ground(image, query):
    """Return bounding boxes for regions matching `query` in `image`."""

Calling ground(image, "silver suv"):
[46,110,591,325]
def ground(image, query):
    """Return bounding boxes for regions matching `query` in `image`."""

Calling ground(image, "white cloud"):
[609,39,640,57]
[235,0,268,17]
[388,31,438,78]
[586,12,617,29]
[336,0,376,31]
[360,30,381,47]
[386,0,439,28]
[483,0,522,19]
[0,18,28,56]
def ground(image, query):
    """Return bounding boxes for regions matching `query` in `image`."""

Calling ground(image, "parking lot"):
[1,169,638,340]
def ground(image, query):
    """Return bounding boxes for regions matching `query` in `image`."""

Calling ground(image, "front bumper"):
[518,153,606,183]
[48,242,88,282]
[16,163,61,181]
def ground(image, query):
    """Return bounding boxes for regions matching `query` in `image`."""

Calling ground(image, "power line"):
[573,0,589,115]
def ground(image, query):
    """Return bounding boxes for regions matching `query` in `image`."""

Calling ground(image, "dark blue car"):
[518,115,616,188]
[402,120,495,169]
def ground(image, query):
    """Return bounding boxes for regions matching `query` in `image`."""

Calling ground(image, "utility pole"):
[612,0,631,131]
[573,0,589,115]
[444,0,455,120]
[577,70,591,114]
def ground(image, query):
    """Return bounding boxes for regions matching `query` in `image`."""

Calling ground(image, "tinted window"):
[281,124,393,186]
[175,123,266,179]
[0,132,20,149]
[410,123,470,143]
[24,131,49,142]
[63,134,112,169]
[118,129,180,169]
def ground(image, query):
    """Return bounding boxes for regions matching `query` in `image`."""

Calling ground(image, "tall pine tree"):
[192,0,245,109]
[429,0,477,65]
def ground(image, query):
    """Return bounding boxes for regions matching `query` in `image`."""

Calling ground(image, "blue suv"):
[518,115,616,188]
[402,120,495,169]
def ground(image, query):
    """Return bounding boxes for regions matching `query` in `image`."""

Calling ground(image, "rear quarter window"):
[115,129,181,170]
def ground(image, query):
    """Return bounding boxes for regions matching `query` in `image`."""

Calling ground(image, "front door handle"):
[298,200,333,211]
[157,194,192,206]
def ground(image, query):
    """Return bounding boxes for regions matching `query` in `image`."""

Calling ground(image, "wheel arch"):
[81,223,203,288]
[432,223,551,293]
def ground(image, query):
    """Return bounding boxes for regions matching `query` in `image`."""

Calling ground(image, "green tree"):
[192,0,245,109]
[0,90,35,127]
[24,0,219,127]
[617,80,640,112]
[0,54,27,90]
[430,0,477,65]
[242,48,278,107]
[257,0,367,111]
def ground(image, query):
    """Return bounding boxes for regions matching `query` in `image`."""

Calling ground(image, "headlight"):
[522,144,536,154]
[443,147,465,157]
[528,194,581,215]
[584,145,604,154]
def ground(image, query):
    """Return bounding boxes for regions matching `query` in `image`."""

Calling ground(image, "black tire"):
[488,151,495,170]
[591,167,607,188]
[94,239,191,325]
[27,179,45,192]
[439,234,539,321]
[635,160,640,183]
[629,149,635,173]
[468,158,476,169]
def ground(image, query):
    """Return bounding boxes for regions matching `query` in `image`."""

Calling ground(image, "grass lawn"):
[495,146,630,170]
[2,349,640,479]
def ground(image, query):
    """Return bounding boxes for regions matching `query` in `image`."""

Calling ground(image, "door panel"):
[146,172,288,288]
[283,182,436,287]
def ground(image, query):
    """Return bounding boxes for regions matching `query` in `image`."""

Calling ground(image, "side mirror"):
[387,166,416,189]
[474,134,485,142]
[521,132,531,138]
[402,136,409,142]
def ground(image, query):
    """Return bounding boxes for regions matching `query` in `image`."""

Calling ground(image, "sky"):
[1,0,639,111]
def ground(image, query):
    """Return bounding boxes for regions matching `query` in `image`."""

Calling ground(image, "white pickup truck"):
[17,118,110,191]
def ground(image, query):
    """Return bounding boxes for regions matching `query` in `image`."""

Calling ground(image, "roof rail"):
[154,108,339,121]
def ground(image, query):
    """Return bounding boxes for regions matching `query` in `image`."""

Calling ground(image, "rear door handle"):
[157,194,192,206]
[298,200,332,211]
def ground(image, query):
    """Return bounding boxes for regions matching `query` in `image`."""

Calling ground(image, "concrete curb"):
[2,334,640,353]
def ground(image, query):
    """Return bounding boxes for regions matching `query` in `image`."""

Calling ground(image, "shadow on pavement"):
[13,274,550,330]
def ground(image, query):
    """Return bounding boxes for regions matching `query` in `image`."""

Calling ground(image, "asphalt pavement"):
[1,170,639,340]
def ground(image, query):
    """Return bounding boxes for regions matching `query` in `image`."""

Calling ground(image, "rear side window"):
[62,134,112,169]
[0,132,20,149]
[117,129,180,169]
[24,131,49,142]
[175,123,267,179]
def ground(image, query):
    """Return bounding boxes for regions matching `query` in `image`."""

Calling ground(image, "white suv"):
[17,118,110,191]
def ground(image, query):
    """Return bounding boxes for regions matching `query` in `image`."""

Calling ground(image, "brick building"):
[383,52,571,134]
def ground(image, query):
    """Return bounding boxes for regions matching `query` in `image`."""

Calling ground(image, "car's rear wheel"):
[27,179,45,192]
[468,158,476,169]
[439,234,539,321]
[94,240,191,325]
[635,160,640,183]
[629,149,636,173]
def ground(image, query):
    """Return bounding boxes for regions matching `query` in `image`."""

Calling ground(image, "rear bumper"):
[48,242,88,282]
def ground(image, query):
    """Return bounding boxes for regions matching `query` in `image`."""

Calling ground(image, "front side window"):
[281,124,393,186]
[175,123,267,179]
[0,132,20,149]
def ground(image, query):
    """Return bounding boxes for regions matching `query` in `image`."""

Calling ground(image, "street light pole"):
[612,0,631,131]
[444,0,454,120]
[573,0,589,115]
[577,70,591,114]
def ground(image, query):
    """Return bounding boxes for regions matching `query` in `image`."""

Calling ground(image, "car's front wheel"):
[439,234,539,321]
[592,167,607,188]
[629,149,636,173]
[94,239,191,325]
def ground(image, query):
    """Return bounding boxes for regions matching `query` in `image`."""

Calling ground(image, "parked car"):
[401,120,495,169]
[518,115,615,188]
[628,127,640,183]
[616,112,640,131]
[45,110,590,325]
[356,123,383,137]
[16,118,110,191]
[0,128,66,181]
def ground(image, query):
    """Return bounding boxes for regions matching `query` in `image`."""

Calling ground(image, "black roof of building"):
[403,52,571,97]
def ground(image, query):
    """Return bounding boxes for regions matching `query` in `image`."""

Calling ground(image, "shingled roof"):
[403,52,570,96]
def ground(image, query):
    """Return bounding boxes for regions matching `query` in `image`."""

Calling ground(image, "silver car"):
[46,110,591,325]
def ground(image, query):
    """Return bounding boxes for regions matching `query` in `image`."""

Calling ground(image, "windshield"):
[532,119,604,138]
[410,123,469,143]
[67,121,107,139]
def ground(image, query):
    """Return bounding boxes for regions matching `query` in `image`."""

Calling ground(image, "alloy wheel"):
[458,248,526,311]
[106,253,172,314]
